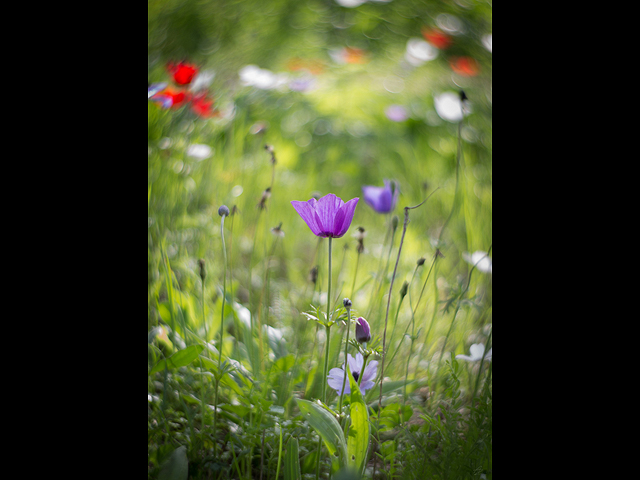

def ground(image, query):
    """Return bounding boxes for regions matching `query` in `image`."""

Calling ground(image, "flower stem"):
[338,306,351,429]
[219,214,228,367]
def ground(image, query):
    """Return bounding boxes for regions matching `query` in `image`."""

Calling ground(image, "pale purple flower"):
[362,179,399,213]
[385,105,408,122]
[456,343,492,362]
[327,353,378,395]
[291,193,359,238]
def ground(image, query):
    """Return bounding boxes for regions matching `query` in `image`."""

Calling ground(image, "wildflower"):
[198,259,206,281]
[343,298,352,309]
[327,353,378,395]
[168,61,198,85]
[148,82,168,99]
[149,86,187,109]
[449,56,480,77]
[290,193,359,238]
[421,27,453,50]
[190,93,216,118]
[258,187,271,210]
[362,180,399,214]
[456,343,492,362]
[385,105,408,122]
[355,317,371,344]
[462,251,492,273]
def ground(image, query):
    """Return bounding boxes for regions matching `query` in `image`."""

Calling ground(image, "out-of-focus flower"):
[167,61,198,85]
[330,47,368,65]
[434,91,469,123]
[385,105,408,122]
[186,143,212,160]
[286,57,324,75]
[421,27,452,49]
[150,86,187,109]
[189,69,215,92]
[404,38,438,66]
[362,179,399,214]
[289,76,316,92]
[291,193,359,238]
[462,251,492,273]
[449,56,480,76]
[327,353,378,395]
[190,93,216,118]
[239,65,288,90]
[148,82,168,99]
[355,317,371,344]
[481,34,492,53]
[456,343,492,362]
[271,222,285,237]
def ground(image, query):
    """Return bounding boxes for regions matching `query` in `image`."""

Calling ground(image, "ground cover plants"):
[148,1,492,478]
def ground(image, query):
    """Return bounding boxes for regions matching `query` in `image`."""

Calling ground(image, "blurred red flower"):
[422,28,452,50]
[190,93,217,118]
[449,56,480,76]
[343,47,367,64]
[167,61,198,85]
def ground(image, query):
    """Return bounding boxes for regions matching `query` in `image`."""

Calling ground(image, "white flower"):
[456,343,492,362]
[186,143,212,160]
[434,92,468,123]
[462,250,492,274]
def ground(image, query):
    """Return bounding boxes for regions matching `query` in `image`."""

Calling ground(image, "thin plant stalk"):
[218,214,228,367]
[315,236,333,480]
[338,305,352,429]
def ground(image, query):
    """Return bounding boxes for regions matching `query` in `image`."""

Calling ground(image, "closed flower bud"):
[198,259,206,281]
[218,205,230,217]
[355,317,371,344]
[399,281,409,298]
[343,298,352,308]
[417,257,426,266]
[391,215,399,231]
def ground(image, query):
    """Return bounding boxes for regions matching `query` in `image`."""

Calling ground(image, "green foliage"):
[148,0,492,478]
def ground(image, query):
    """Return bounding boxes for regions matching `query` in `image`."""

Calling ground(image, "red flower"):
[167,61,198,85]
[422,28,452,50]
[190,93,216,118]
[449,56,480,76]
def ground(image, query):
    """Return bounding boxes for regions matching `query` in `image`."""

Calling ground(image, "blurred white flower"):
[462,250,492,273]
[482,34,492,53]
[335,0,367,6]
[434,92,469,123]
[456,343,492,362]
[186,143,212,160]
[189,69,215,92]
[239,65,288,90]
[405,38,438,66]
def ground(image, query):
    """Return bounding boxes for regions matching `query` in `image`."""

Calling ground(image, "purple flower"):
[385,104,408,122]
[291,193,359,238]
[327,353,378,395]
[355,317,371,344]
[362,180,400,214]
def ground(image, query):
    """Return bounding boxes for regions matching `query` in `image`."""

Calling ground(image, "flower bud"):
[218,205,230,217]
[198,259,206,281]
[417,257,426,266]
[343,298,352,308]
[399,281,409,299]
[355,317,371,344]
[391,215,399,231]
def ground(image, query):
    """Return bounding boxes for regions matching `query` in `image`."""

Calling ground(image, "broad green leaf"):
[347,365,370,475]
[284,437,301,480]
[149,345,204,375]
[295,398,347,468]
[158,445,188,480]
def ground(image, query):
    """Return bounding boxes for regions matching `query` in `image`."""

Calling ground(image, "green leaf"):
[149,345,204,375]
[347,365,370,475]
[284,437,301,480]
[295,398,347,468]
[158,445,188,480]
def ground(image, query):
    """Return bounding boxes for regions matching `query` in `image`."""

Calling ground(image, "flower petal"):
[315,194,343,236]
[359,380,375,393]
[333,197,359,237]
[360,360,378,383]
[469,343,485,361]
[291,199,322,236]
[328,368,350,394]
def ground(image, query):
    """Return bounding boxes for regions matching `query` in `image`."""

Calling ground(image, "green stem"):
[316,236,333,480]
[219,215,228,367]
[338,307,351,428]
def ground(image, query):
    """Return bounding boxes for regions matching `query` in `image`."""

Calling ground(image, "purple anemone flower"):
[291,193,359,238]
[362,179,400,214]
[355,317,371,344]
[327,353,378,395]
